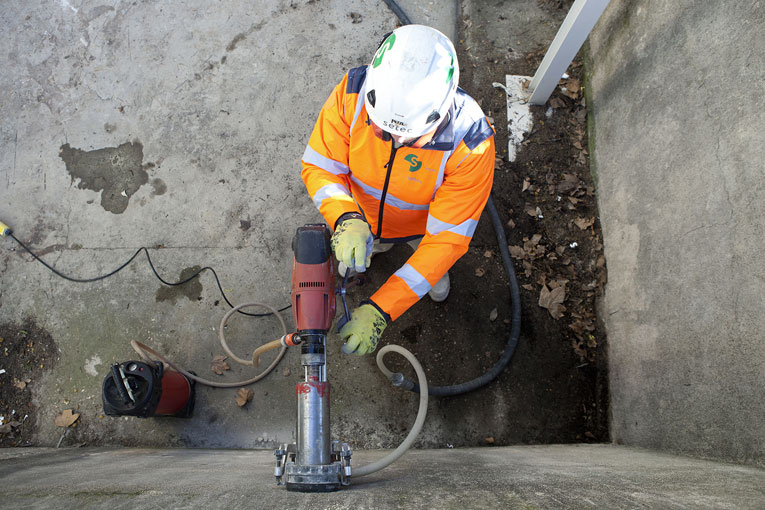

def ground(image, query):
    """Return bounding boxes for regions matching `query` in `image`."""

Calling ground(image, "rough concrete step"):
[1,444,763,509]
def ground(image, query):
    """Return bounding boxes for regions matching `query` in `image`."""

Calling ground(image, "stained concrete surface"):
[0,0,603,454]
[59,141,148,214]
[1,445,764,509]
[587,1,765,466]
[0,0,398,448]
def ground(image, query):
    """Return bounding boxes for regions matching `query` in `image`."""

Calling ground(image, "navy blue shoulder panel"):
[462,117,494,151]
[346,66,368,94]
[450,89,494,151]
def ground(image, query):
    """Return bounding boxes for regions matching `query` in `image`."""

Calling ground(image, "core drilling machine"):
[273,224,353,491]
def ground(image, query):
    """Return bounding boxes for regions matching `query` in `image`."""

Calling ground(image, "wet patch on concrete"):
[150,178,167,196]
[59,142,149,214]
[239,218,251,231]
[155,265,203,304]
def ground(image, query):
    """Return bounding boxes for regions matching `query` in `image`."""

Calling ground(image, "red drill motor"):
[290,224,336,336]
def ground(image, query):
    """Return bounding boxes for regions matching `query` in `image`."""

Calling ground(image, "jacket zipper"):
[376,143,398,238]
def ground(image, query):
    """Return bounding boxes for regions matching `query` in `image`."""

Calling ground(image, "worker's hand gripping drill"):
[339,303,388,356]
[331,216,373,274]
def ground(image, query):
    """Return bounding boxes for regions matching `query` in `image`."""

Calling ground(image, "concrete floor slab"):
[1,445,764,509]
[1,0,602,456]
[0,0,399,448]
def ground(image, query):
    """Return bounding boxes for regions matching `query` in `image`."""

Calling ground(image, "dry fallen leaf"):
[489,308,498,321]
[508,245,526,260]
[523,236,546,259]
[538,284,567,320]
[549,96,566,109]
[524,204,538,217]
[483,250,494,258]
[573,140,583,150]
[522,178,531,192]
[55,409,80,428]
[14,380,26,390]
[561,78,581,99]
[558,173,580,193]
[506,218,516,229]
[282,367,291,377]
[211,355,230,375]
[549,278,569,289]
[574,217,595,230]
[235,388,254,407]
[0,421,21,434]
[521,284,534,291]
[475,267,486,277]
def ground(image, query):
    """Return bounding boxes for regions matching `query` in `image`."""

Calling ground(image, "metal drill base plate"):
[285,462,343,492]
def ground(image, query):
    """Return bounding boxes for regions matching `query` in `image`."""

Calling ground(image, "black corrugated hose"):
[381,1,522,396]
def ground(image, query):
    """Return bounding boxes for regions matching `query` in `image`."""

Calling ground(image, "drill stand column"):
[275,334,352,492]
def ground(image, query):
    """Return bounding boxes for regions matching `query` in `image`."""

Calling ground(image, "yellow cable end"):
[0,220,11,237]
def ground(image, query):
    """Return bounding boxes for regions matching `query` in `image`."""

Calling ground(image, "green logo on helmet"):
[446,54,455,83]
[404,154,422,172]
[372,34,396,68]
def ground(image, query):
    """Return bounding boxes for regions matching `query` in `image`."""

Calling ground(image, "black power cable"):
[400,197,522,396]
[7,233,290,318]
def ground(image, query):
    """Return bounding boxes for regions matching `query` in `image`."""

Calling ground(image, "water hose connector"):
[389,372,415,391]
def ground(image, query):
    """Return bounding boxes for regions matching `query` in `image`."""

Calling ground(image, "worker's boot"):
[338,241,394,276]
[428,271,450,302]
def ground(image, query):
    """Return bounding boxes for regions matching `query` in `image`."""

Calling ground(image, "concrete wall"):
[587,1,765,467]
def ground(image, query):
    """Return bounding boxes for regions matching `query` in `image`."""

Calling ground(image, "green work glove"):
[331,217,374,273]
[340,304,388,356]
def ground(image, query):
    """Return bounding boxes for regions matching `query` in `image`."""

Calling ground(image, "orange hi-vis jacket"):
[302,66,495,321]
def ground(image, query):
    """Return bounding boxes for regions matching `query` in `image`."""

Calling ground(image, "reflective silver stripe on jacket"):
[312,183,352,210]
[349,79,367,133]
[303,146,350,176]
[394,263,432,298]
[432,151,451,198]
[426,215,478,238]
[349,175,430,211]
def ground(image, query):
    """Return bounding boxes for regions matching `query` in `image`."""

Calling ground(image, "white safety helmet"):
[365,25,459,138]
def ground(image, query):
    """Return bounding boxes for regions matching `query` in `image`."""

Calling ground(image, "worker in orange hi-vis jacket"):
[301,24,495,356]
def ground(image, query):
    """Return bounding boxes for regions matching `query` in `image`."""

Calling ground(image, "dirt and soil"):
[350,0,608,447]
[0,319,58,447]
